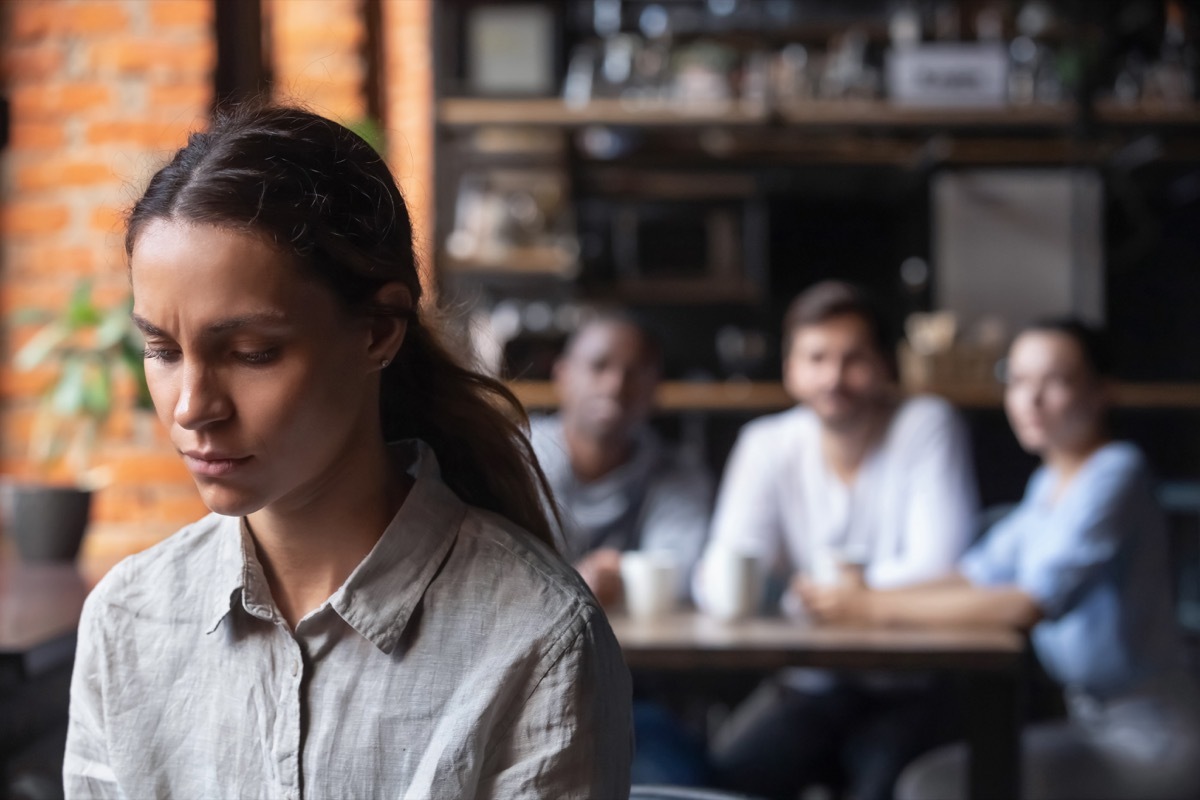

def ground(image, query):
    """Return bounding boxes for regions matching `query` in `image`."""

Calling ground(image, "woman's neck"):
[1044,435,1109,499]
[247,438,410,629]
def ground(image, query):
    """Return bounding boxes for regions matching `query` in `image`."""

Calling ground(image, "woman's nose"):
[174,364,232,430]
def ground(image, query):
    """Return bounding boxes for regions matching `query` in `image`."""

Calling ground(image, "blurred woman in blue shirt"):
[800,319,1200,800]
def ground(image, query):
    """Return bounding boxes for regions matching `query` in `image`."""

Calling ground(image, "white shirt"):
[697,395,978,611]
[65,441,632,800]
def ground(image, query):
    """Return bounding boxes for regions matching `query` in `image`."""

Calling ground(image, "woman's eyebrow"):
[131,314,167,338]
[131,312,289,338]
[202,312,289,334]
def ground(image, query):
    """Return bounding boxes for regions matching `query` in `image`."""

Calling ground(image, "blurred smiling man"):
[697,281,978,800]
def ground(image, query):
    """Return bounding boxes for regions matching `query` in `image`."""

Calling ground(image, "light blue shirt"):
[962,442,1185,700]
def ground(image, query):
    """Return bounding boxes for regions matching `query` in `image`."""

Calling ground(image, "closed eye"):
[143,346,181,363]
[235,348,279,365]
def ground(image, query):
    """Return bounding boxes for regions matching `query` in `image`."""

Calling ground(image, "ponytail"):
[383,315,559,550]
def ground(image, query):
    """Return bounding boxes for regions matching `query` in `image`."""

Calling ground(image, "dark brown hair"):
[126,104,558,549]
[560,306,663,369]
[1019,318,1113,379]
[782,281,897,376]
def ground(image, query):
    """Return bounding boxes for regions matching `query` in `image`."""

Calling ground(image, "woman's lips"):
[182,453,252,478]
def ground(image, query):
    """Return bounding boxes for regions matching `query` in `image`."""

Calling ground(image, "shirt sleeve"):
[961,499,1030,587]
[1015,450,1150,621]
[63,589,125,800]
[867,402,978,589]
[639,459,714,598]
[477,605,632,799]
[694,419,787,610]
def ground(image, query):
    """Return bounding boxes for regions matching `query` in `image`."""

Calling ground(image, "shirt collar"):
[328,441,467,654]
[204,515,257,633]
[203,440,468,653]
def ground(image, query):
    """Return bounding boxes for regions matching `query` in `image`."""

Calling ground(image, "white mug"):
[806,547,865,587]
[704,547,762,621]
[807,547,844,586]
[620,551,678,620]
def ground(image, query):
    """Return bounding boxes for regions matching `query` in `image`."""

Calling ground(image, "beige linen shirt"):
[64,441,632,799]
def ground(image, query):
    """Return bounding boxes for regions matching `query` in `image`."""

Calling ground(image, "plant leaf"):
[51,356,87,416]
[14,321,72,371]
[65,281,102,328]
[10,307,54,326]
[95,305,131,349]
[82,361,113,419]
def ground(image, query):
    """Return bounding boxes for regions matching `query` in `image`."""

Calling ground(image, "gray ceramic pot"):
[2,483,91,562]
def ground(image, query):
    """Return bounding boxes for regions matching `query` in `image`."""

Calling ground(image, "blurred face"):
[783,314,891,430]
[1004,330,1105,457]
[554,321,658,444]
[131,220,381,518]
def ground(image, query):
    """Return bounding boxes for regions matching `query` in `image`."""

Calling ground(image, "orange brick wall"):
[265,0,367,121]
[267,0,433,277]
[0,0,216,560]
[381,0,433,281]
[1,0,433,562]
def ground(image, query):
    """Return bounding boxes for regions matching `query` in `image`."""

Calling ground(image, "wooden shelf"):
[1094,100,1200,126]
[509,380,1200,413]
[441,97,1200,132]
[441,249,579,278]
[440,97,769,128]
[775,100,1075,128]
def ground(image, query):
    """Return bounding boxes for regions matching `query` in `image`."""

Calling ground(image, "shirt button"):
[291,660,299,677]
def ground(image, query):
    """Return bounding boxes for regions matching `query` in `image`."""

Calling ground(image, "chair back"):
[630,787,765,800]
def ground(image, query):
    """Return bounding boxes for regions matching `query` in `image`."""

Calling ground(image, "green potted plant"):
[5,281,149,561]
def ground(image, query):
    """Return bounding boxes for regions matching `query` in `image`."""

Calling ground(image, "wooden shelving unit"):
[434,2,1200,421]
[509,380,1200,413]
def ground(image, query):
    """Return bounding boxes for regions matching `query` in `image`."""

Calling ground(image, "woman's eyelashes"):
[142,344,281,366]
[143,345,181,363]
[235,347,280,365]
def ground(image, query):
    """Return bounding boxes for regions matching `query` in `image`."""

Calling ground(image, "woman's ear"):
[367,283,412,367]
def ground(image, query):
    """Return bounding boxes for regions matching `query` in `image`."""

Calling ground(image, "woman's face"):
[131,220,383,518]
[1004,330,1105,457]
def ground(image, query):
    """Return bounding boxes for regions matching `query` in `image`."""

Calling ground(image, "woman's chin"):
[194,485,266,519]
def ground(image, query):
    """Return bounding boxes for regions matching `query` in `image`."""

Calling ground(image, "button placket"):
[274,625,305,800]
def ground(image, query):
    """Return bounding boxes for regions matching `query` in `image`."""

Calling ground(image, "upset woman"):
[63,106,632,799]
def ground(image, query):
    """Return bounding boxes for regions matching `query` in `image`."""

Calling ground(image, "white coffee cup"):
[620,551,678,620]
[806,547,865,587]
[807,547,844,586]
[704,547,762,621]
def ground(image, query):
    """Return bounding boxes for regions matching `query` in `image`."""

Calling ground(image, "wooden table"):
[0,561,90,685]
[611,612,1026,800]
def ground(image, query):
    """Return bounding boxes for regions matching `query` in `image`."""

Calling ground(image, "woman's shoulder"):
[1090,441,1149,474]
[84,513,234,622]
[447,506,603,623]
[1079,441,1155,498]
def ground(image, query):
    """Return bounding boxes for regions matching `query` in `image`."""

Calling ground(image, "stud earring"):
[381,358,390,369]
